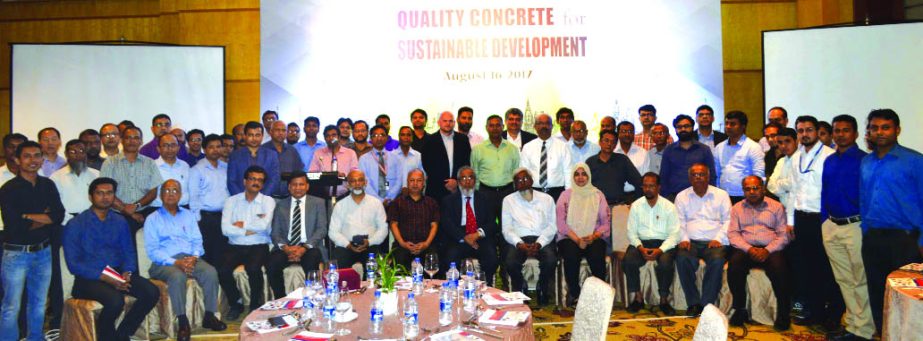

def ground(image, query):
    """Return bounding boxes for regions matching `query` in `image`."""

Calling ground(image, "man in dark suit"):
[266,171,327,299]
[501,108,537,150]
[695,104,727,150]
[440,166,500,286]
[421,111,471,201]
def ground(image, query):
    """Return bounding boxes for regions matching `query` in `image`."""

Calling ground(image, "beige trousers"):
[821,219,875,339]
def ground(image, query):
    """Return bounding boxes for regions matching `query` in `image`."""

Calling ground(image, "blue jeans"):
[0,247,52,341]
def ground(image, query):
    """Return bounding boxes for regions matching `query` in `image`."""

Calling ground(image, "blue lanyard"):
[799,145,823,174]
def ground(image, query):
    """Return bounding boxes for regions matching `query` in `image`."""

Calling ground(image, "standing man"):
[553,107,574,143]
[182,129,206,166]
[673,163,730,316]
[38,127,66,177]
[660,115,717,200]
[760,107,789,152]
[51,140,100,225]
[220,134,235,162]
[502,108,537,150]
[260,110,278,144]
[139,114,188,160]
[387,169,440,268]
[440,167,500,286]
[520,114,569,200]
[410,109,430,152]
[615,121,649,188]
[821,115,873,341]
[634,105,673,150]
[63,177,160,341]
[0,133,26,243]
[359,125,396,203]
[188,134,230,266]
[100,123,122,159]
[860,109,923,335]
[100,126,163,231]
[585,129,643,207]
[421,111,471,200]
[762,123,783,179]
[220,166,274,319]
[388,126,423,200]
[457,106,483,146]
[262,120,304,198]
[470,115,520,198]
[79,129,105,170]
[266,172,327,299]
[309,125,359,199]
[726,176,791,331]
[374,114,400,151]
[0,141,65,341]
[232,123,246,148]
[767,128,799,225]
[714,111,764,204]
[695,104,727,152]
[286,122,300,145]
[817,121,834,149]
[351,120,372,158]
[328,170,389,269]
[336,118,354,149]
[227,121,280,196]
[599,117,616,138]
[152,134,190,209]
[294,116,325,172]
[646,123,670,174]
[502,168,557,305]
[565,120,600,165]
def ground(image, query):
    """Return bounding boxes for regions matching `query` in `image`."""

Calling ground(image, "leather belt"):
[830,215,861,226]
[3,240,50,253]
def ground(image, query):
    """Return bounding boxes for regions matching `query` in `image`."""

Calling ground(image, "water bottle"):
[326,265,339,291]
[411,257,424,295]
[366,253,377,288]
[370,290,384,334]
[323,292,337,332]
[463,271,477,312]
[439,283,454,326]
[446,262,460,298]
[403,292,419,339]
[302,280,315,321]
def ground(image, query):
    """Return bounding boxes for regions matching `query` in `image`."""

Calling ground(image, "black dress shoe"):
[686,304,703,317]
[202,314,227,331]
[792,314,820,326]
[773,318,791,332]
[830,332,871,341]
[177,323,192,341]
[822,318,842,333]
[659,303,676,316]
[626,300,643,313]
[729,310,748,327]
[226,304,244,321]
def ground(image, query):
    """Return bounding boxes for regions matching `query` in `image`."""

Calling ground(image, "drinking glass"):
[424,253,439,286]
[334,286,352,336]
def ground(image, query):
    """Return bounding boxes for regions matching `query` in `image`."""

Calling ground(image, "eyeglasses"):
[690,172,708,178]
[162,189,181,194]
[66,149,86,155]
[371,134,387,138]
[101,133,119,138]
[513,177,531,184]
[189,138,203,143]
[153,122,172,128]
[459,176,475,181]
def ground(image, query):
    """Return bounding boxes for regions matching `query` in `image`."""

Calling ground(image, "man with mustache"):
[659,115,717,201]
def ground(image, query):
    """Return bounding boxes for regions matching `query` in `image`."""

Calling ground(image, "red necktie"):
[465,197,478,235]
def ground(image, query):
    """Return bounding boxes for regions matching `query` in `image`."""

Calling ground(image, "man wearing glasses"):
[694,104,727,153]
[634,104,674,150]
[139,114,189,160]
[565,120,599,166]
[359,125,398,204]
[646,123,670,174]
[99,123,122,159]
[100,126,164,231]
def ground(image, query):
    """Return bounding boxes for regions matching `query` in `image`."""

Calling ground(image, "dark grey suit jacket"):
[270,194,329,260]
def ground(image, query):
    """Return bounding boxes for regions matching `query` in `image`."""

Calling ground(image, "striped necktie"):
[289,199,302,245]
[540,141,548,189]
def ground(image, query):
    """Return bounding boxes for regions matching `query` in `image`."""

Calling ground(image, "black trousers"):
[391,242,435,271]
[72,276,159,341]
[792,210,844,320]
[198,211,229,266]
[622,240,676,298]
[862,228,923,332]
[504,236,556,295]
[726,248,790,321]
[557,238,607,298]
[729,196,745,205]
[442,240,499,287]
[217,244,268,309]
[332,244,383,269]
[266,247,323,299]
[534,187,564,202]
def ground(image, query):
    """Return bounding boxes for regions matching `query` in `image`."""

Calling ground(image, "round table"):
[240,281,534,340]
[883,270,923,341]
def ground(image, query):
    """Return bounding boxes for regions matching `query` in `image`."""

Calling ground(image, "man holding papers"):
[63,177,159,341]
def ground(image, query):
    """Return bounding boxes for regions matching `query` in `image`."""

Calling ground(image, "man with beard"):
[520,114,569,200]
[294,117,325,172]
[565,120,600,165]
[553,107,574,143]
[472,115,520,199]
[695,104,727,153]
[286,122,300,145]
[100,123,122,159]
[440,167,500,286]
[634,105,673,150]
[457,106,483,146]
[79,129,105,170]
[337,118,355,150]
[421,111,471,200]
[51,140,100,225]
[502,168,557,304]
[261,120,304,198]
[309,125,359,199]
[328,170,389,270]
[660,115,717,200]
[502,108,537,150]
[410,109,430,152]
[351,120,372,158]
[232,124,245,149]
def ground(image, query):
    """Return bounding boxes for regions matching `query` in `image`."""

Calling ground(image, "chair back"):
[572,276,615,341]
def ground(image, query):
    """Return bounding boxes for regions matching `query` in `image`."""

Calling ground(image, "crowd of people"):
[0,104,919,341]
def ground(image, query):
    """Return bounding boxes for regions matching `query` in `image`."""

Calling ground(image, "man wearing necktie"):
[359,125,397,205]
[266,172,327,299]
[439,167,500,286]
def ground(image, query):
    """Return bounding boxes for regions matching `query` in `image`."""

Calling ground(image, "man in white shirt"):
[328,170,389,268]
[615,121,649,191]
[565,120,600,166]
[759,107,789,152]
[674,163,731,316]
[785,116,843,329]
[646,124,670,174]
[388,127,423,199]
[623,173,680,315]
[152,134,190,208]
[219,165,275,319]
[51,140,100,225]
[767,128,799,225]
[714,111,765,204]
[520,114,570,200]
[553,107,574,143]
[457,106,484,146]
[502,168,557,304]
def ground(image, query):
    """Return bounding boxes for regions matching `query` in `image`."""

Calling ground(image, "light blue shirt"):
[143,207,204,266]
[41,155,66,177]
[188,158,228,219]
[294,140,326,172]
[566,140,600,166]
[714,135,765,197]
[387,147,423,200]
[221,192,275,245]
[359,148,399,201]
[152,158,190,207]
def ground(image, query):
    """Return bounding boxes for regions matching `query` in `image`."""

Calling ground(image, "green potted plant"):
[373,249,407,315]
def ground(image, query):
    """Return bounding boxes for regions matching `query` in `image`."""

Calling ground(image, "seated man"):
[328,170,389,269]
[674,163,731,316]
[220,166,274,319]
[267,171,327,299]
[387,169,439,268]
[623,172,680,315]
[502,168,557,304]
[727,176,791,331]
[63,177,159,341]
[440,166,500,286]
[144,180,226,341]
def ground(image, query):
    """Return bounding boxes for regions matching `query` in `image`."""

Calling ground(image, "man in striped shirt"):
[727,175,790,331]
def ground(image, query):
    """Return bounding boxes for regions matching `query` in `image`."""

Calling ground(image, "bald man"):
[328,170,389,270]
[421,111,471,200]
[261,120,304,197]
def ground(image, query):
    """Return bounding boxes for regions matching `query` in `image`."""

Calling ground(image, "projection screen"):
[764,22,923,152]
[11,44,225,143]
[261,0,725,139]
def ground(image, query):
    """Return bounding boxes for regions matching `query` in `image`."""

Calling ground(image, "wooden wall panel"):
[723,71,766,138]
[722,2,798,71]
